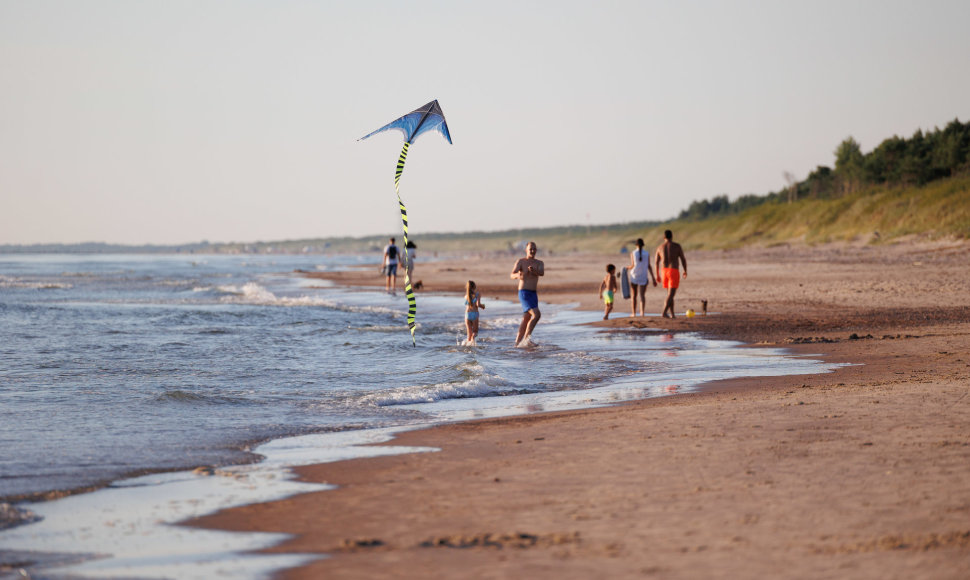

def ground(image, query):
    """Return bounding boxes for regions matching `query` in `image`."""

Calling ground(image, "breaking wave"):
[154,390,251,405]
[0,276,73,290]
[210,282,401,317]
[358,361,529,407]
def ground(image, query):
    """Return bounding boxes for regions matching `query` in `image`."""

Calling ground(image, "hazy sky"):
[2,1,968,245]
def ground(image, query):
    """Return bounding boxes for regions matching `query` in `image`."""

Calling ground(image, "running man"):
[655,230,687,318]
[510,241,544,347]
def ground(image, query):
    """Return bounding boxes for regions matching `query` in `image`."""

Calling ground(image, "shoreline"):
[4,243,968,578]
[188,243,970,578]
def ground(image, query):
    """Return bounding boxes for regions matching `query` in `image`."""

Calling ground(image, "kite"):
[360,100,453,346]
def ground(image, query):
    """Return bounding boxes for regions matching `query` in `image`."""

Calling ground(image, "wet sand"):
[190,240,970,579]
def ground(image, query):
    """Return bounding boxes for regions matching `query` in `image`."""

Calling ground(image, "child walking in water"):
[599,264,618,320]
[463,280,485,345]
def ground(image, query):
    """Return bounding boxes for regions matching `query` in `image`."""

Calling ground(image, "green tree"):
[671,119,969,224]
[865,135,906,184]
[834,136,864,194]
[835,136,864,170]
[931,119,970,177]
[900,129,931,185]
[805,165,835,198]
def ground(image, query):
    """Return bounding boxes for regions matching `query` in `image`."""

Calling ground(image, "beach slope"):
[190,241,970,579]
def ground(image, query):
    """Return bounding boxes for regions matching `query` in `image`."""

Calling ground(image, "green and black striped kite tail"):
[395,141,409,190]
[395,141,417,346]
[361,100,451,346]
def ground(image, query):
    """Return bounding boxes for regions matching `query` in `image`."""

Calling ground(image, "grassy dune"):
[673,174,970,250]
[185,174,969,256]
[405,174,970,254]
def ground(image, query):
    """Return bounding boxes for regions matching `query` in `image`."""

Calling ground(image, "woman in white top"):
[628,238,657,316]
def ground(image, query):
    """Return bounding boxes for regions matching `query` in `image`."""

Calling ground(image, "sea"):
[0,253,844,579]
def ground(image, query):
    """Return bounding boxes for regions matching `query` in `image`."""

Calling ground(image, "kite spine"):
[395,141,417,346]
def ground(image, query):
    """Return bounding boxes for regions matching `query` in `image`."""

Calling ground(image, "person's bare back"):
[656,240,685,270]
[654,230,687,318]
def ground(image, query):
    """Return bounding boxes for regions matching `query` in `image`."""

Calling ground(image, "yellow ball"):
[685,309,695,318]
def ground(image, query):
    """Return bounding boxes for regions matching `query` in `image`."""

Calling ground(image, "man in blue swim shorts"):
[510,241,544,347]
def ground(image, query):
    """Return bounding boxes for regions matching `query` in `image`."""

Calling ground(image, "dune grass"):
[671,174,970,249]
[550,173,970,253]
[220,174,970,255]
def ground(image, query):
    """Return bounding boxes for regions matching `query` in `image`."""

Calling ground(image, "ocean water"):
[0,254,843,578]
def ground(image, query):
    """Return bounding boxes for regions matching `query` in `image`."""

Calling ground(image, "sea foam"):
[359,362,522,407]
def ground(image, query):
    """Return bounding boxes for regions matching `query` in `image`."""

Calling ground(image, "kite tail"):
[395,141,417,346]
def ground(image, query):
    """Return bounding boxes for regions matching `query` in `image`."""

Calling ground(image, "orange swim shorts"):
[661,268,681,289]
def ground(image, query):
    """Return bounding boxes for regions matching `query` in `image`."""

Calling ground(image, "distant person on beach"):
[599,264,618,320]
[510,241,544,347]
[463,280,485,345]
[403,240,417,281]
[382,237,399,294]
[628,238,657,316]
[655,230,688,318]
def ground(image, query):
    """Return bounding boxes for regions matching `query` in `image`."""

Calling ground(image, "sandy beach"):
[189,240,970,579]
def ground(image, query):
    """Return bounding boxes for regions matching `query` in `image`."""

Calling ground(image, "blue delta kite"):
[360,100,453,345]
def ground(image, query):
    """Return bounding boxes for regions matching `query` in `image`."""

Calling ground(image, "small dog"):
[413,280,423,290]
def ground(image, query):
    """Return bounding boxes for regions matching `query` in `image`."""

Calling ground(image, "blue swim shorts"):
[386,264,398,276]
[518,289,539,312]
[465,310,479,322]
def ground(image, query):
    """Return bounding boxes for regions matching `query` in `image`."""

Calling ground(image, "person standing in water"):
[628,238,657,316]
[463,280,485,346]
[599,263,618,320]
[382,237,400,294]
[655,230,687,318]
[510,241,544,347]
[403,240,417,281]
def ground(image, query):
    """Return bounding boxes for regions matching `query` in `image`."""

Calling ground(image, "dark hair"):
[606,264,615,273]
[636,238,644,247]
[664,230,673,240]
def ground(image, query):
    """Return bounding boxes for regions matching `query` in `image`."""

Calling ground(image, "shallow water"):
[0,254,844,578]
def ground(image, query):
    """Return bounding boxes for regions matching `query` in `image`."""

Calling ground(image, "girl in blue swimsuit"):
[463,280,485,345]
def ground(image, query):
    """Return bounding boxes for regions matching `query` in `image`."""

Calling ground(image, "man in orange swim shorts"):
[655,229,688,318]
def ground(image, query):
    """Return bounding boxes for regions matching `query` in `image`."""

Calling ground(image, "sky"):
[1,0,969,246]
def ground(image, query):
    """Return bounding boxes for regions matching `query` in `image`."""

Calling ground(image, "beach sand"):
[189,240,970,579]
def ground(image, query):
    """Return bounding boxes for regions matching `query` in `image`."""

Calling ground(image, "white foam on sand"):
[0,428,438,580]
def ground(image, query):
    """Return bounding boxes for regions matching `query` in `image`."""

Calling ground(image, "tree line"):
[679,118,970,221]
